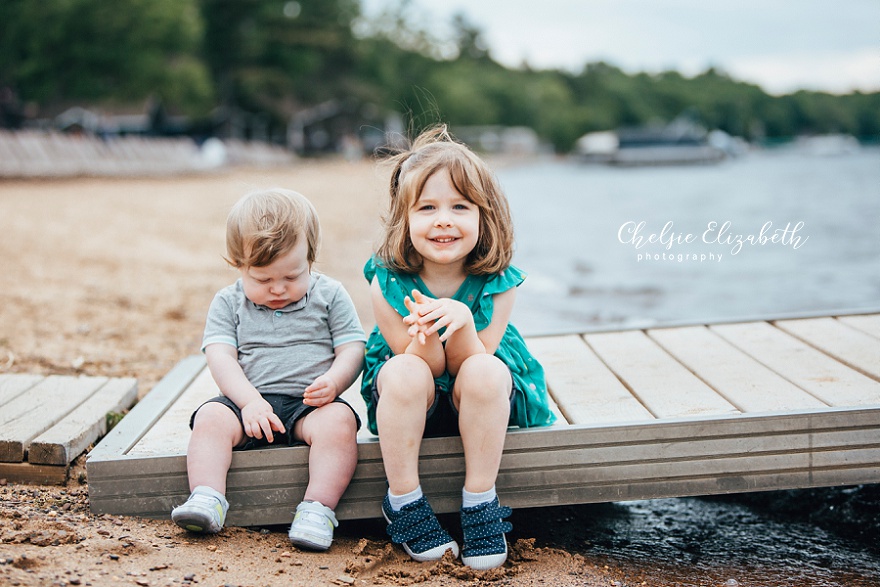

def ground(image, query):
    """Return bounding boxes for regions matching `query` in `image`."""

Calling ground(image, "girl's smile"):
[429,234,459,246]
[408,169,480,270]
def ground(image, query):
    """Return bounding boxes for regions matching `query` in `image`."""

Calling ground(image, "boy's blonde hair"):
[225,188,321,268]
[376,125,514,275]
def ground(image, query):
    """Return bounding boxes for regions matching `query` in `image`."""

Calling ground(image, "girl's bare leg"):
[375,354,435,495]
[453,354,511,494]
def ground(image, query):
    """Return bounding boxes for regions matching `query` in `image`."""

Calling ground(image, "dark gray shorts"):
[370,368,516,438]
[190,393,361,450]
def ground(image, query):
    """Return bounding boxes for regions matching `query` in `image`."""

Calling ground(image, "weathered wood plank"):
[226,460,880,524]
[711,321,880,406]
[583,330,739,418]
[527,334,654,425]
[775,317,880,381]
[28,377,138,465]
[0,461,69,485]
[87,405,880,523]
[87,355,205,461]
[838,314,880,340]
[0,375,109,462]
[648,326,827,413]
[126,367,217,457]
[0,374,44,408]
[497,464,880,506]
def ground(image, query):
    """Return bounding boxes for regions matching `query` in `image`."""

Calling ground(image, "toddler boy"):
[171,188,365,551]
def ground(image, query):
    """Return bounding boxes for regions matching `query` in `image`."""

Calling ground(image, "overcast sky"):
[362,0,880,95]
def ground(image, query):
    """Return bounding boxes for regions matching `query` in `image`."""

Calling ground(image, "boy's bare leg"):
[375,354,435,495]
[453,354,511,494]
[186,403,244,494]
[294,402,359,509]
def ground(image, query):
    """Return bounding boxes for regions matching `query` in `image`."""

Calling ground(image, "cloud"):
[363,0,880,94]
[727,49,880,95]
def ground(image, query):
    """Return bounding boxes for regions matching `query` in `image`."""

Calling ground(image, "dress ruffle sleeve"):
[364,257,420,317]
[472,265,527,330]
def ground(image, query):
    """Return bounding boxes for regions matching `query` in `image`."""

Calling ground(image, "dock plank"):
[28,377,138,465]
[838,314,880,340]
[127,368,218,457]
[527,334,653,424]
[0,374,43,408]
[583,330,739,418]
[88,355,205,460]
[775,317,880,381]
[648,326,828,412]
[711,321,880,406]
[0,375,109,462]
[0,462,69,485]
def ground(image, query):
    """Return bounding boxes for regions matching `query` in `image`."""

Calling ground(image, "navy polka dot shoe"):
[382,495,460,562]
[460,497,513,570]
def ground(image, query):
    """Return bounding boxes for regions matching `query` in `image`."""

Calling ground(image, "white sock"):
[462,486,496,509]
[388,486,423,511]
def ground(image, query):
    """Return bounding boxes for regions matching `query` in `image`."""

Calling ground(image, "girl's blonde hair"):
[224,188,321,268]
[376,125,513,275]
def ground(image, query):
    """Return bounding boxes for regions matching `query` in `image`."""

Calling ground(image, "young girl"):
[361,126,556,570]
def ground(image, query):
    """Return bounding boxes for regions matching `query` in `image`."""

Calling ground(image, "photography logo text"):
[617,220,809,263]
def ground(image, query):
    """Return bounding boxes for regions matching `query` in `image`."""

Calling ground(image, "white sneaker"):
[171,486,228,533]
[288,501,338,551]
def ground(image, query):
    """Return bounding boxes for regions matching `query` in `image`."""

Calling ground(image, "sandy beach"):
[0,160,630,586]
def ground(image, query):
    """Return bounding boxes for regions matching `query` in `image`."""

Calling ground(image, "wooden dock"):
[86,312,880,526]
[0,374,137,484]
[0,130,294,178]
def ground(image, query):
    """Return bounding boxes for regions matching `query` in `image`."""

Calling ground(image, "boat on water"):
[794,134,861,156]
[575,117,744,166]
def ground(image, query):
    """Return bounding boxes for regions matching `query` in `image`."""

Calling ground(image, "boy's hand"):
[240,397,285,442]
[303,374,338,407]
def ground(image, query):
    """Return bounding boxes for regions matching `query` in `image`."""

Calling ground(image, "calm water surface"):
[499,147,880,585]
[503,147,880,334]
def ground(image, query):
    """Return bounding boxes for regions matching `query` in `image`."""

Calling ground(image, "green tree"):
[199,0,362,125]
[2,0,877,149]
[0,0,213,115]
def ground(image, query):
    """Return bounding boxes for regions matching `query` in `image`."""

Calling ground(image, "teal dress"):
[361,256,556,435]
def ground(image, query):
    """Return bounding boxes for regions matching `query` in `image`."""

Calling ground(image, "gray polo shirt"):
[202,273,366,397]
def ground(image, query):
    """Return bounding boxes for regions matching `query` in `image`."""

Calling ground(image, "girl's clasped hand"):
[403,289,475,344]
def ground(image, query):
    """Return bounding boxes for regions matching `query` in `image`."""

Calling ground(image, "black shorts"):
[190,393,361,451]
[370,368,516,438]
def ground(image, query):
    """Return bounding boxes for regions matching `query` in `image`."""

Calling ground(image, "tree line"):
[1,0,877,152]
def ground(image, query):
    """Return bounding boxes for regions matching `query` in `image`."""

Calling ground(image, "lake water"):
[499,147,880,585]
[503,147,880,335]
